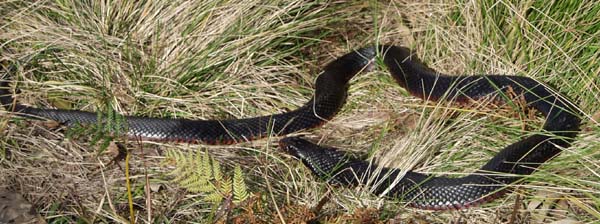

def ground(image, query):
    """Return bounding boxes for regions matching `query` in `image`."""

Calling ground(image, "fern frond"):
[171,160,196,183]
[195,180,216,193]
[178,174,200,188]
[166,150,189,177]
[233,165,249,204]
[212,157,223,182]
[200,149,213,178]
[219,176,233,197]
[205,191,224,204]
[165,149,251,207]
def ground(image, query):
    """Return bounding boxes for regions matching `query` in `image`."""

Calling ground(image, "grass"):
[1,0,599,223]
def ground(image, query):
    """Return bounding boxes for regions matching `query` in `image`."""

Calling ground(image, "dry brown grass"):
[1,0,598,223]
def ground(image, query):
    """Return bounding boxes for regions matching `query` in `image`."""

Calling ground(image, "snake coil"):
[0,45,580,210]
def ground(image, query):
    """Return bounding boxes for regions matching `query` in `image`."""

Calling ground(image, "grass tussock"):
[1,0,599,223]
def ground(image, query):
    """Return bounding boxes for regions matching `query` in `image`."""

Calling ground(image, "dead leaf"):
[0,189,46,224]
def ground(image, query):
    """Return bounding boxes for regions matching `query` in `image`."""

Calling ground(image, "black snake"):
[0,45,581,210]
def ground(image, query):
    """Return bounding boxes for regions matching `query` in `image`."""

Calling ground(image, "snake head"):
[278,136,316,159]
[279,136,352,165]
[279,137,358,184]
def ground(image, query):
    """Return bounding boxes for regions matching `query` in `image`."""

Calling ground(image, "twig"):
[125,148,135,224]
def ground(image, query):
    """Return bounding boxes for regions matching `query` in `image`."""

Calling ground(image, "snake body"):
[280,46,580,209]
[0,49,367,144]
[0,45,580,210]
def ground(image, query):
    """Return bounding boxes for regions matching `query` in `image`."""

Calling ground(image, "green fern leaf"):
[219,176,233,196]
[179,174,200,187]
[184,183,204,193]
[166,150,188,177]
[196,179,216,193]
[205,191,224,204]
[171,161,195,183]
[165,149,251,207]
[233,165,249,204]
[212,157,223,182]
[202,150,213,178]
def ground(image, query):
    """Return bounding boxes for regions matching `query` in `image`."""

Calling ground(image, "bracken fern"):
[165,149,250,206]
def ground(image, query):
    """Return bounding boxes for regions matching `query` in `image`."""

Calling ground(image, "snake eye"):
[279,137,315,157]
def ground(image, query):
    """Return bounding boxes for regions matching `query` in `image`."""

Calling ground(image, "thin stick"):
[125,150,136,224]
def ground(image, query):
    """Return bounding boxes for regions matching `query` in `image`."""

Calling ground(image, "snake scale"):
[0,45,580,210]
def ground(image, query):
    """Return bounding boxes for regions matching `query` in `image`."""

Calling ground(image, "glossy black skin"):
[0,45,581,209]
[0,47,373,144]
[280,45,580,209]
